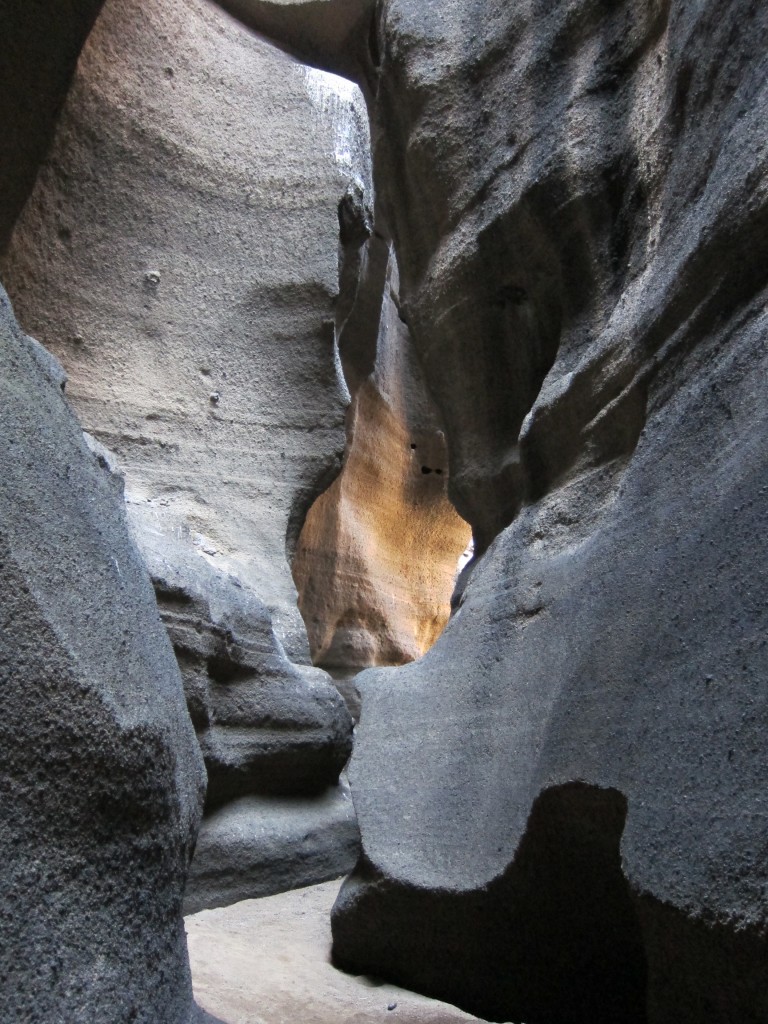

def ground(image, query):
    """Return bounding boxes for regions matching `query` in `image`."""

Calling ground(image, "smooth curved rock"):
[326,0,768,1021]
[139,528,353,810]
[1,0,370,661]
[184,787,360,915]
[0,285,207,1021]
[293,251,470,688]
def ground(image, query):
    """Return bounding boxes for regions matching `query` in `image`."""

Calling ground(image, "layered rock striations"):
[3,0,767,1020]
[293,250,471,703]
[1,0,362,660]
[1,0,365,912]
[218,1,768,1021]
[0,286,209,1022]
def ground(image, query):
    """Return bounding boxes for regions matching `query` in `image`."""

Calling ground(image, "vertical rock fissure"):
[291,226,472,716]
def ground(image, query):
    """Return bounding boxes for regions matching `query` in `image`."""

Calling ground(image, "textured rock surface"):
[294,251,470,689]
[1,0,364,910]
[305,1,766,1022]
[184,788,359,915]
[1,0,369,661]
[186,880,488,1024]
[141,530,352,810]
[0,0,105,251]
[0,285,208,1022]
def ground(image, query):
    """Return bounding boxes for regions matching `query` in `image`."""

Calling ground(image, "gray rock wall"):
[3,0,767,1019]
[269,0,768,1020]
[0,285,208,1022]
[1,0,368,913]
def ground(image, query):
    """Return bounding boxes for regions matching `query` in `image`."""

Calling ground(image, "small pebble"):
[387,1003,397,1012]
[209,392,220,404]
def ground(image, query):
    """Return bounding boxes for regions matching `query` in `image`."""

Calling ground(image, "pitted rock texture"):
[0,285,207,1023]
[0,0,371,662]
[293,251,470,689]
[246,0,768,1021]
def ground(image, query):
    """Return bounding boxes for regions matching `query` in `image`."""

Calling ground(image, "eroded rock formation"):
[234,1,768,1021]
[3,0,767,1020]
[0,286,209,1022]
[293,250,471,702]
[327,2,768,1021]
[1,0,364,913]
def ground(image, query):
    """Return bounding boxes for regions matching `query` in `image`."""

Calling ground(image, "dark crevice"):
[333,783,648,1024]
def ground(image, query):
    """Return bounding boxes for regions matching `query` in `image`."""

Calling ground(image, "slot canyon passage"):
[0,0,766,1021]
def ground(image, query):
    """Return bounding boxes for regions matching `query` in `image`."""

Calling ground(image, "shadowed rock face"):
[213,0,377,85]
[0,286,208,1022]
[334,783,650,1024]
[0,0,105,252]
[322,0,768,1021]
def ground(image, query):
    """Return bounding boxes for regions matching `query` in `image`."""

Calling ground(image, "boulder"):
[184,787,360,915]
[0,284,208,1022]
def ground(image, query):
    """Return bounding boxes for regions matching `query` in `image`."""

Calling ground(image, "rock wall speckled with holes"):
[237,1,768,1021]
[0,0,366,917]
[0,284,211,1023]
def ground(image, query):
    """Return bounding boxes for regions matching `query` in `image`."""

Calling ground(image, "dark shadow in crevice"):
[332,782,648,1024]
[635,893,768,1024]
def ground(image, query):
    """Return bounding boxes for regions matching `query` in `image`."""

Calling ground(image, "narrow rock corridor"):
[1,0,766,1022]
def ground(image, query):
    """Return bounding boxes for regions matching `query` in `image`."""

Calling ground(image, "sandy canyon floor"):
[186,880,498,1024]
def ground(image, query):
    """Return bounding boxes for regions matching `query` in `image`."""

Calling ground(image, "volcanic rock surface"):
[0,285,208,1022]
[1,0,366,910]
[3,0,767,1021]
[328,2,768,1021]
[240,1,768,1021]
[185,789,359,915]
[294,250,471,694]
[1,0,365,661]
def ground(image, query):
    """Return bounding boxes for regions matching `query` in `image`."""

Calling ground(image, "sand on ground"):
[186,879,495,1024]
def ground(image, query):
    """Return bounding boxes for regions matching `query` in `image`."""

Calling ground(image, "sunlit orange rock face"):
[293,255,471,693]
